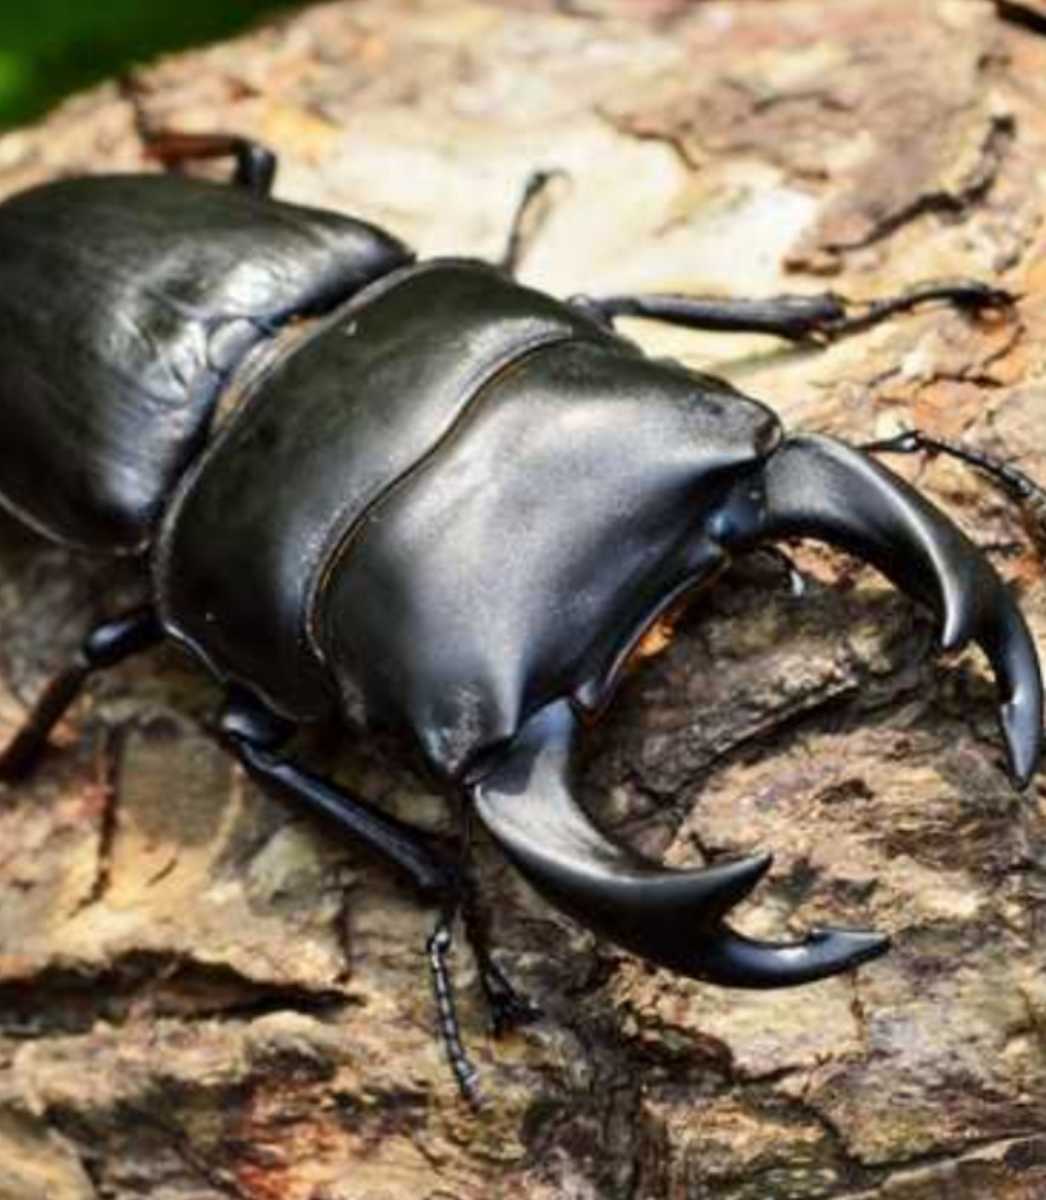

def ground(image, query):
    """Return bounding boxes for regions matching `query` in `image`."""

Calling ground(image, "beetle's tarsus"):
[821,279,1015,340]
[0,607,161,782]
[480,960,543,1036]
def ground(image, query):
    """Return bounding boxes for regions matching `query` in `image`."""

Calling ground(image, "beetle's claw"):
[471,701,883,989]
[473,433,1042,989]
[747,435,1043,786]
[697,924,890,988]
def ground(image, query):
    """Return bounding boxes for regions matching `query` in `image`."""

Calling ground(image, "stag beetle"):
[0,133,1042,1102]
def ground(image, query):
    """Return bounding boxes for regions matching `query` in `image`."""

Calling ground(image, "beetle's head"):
[472,427,1043,990]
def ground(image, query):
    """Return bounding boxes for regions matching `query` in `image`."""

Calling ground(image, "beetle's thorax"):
[154,258,779,773]
[155,258,600,717]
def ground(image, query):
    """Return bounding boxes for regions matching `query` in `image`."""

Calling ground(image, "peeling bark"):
[1,2,1045,1197]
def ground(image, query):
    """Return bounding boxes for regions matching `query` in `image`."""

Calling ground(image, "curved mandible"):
[470,699,889,988]
[756,435,1043,785]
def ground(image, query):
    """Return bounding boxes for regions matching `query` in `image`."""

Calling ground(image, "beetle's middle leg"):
[571,280,1012,342]
[0,606,163,782]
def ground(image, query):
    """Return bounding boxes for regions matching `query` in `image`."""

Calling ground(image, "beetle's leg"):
[571,280,1013,343]
[218,688,489,1104]
[0,607,162,782]
[863,428,1046,556]
[142,131,277,197]
[458,863,543,1035]
[499,170,565,276]
[218,688,459,897]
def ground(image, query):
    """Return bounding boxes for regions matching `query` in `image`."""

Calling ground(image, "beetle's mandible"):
[0,133,1041,1102]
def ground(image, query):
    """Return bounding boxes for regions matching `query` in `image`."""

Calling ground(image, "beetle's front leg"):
[217,688,536,1104]
[458,864,543,1036]
[218,687,459,897]
[572,280,1012,342]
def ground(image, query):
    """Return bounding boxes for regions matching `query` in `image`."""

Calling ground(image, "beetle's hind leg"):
[571,280,1012,342]
[141,131,277,197]
[0,607,162,782]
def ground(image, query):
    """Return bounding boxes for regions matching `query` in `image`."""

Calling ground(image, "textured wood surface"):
[1,2,1045,1197]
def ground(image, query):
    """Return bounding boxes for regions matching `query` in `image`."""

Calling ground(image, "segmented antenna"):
[864,428,1046,556]
[427,918,483,1109]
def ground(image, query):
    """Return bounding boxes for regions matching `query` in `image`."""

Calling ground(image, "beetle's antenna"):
[863,428,1046,557]
[427,910,483,1108]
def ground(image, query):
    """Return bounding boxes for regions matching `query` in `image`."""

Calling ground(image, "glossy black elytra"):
[0,132,1041,1102]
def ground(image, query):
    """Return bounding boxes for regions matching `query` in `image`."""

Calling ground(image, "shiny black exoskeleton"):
[0,133,1041,1102]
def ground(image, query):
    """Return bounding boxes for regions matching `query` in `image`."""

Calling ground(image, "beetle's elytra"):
[0,132,1041,1101]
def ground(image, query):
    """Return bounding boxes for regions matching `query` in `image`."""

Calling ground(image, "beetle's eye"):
[698,463,768,549]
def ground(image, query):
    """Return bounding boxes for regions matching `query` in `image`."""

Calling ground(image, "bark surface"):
[1,2,1045,1197]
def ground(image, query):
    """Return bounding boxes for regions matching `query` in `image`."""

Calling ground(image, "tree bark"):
[1,2,1045,1197]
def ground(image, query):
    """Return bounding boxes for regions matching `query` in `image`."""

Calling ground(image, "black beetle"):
[0,133,1042,1101]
